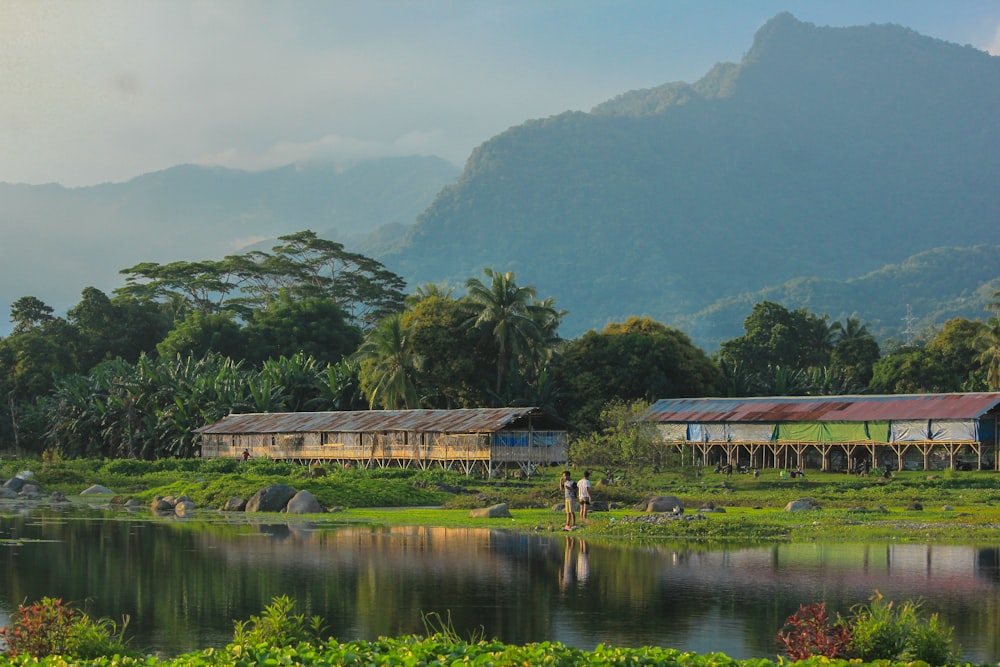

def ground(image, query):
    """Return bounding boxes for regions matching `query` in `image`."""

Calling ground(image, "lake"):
[1,504,998,662]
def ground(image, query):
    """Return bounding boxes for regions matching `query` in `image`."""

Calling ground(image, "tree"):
[243,292,362,366]
[830,316,881,389]
[9,296,55,335]
[718,301,834,389]
[67,287,170,370]
[869,347,952,394]
[553,317,720,432]
[156,311,247,361]
[463,268,551,400]
[569,400,664,476]
[354,313,421,409]
[403,296,491,408]
[976,316,1000,391]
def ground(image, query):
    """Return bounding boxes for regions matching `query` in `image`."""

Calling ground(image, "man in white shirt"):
[577,470,592,520]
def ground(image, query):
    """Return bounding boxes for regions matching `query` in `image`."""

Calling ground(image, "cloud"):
[192,129,452,173]
[990,24,1000,55]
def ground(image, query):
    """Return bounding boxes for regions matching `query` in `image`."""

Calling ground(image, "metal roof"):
[645,393,1000,423]
[195,407,564,435]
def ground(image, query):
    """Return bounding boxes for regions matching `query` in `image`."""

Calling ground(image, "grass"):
[7,456,1000,545]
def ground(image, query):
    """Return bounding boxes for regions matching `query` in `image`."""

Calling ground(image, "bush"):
[0,597,133,659]
[848,591,955,663]
[232,595,325,648]
[777,602,852,660]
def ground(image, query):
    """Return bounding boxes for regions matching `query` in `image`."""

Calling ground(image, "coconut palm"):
[354,313,422,409]
[463,269,545,399]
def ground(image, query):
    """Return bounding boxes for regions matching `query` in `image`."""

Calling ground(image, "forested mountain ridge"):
[0,156,459,332]
[378,13,1000,344]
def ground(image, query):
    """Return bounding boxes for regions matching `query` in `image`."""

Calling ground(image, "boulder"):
[0,487,18,499]
[644,496,684,513]
[286,490,324,514]
[3,477,25,492]
[151,496,174,512]
[49,491,69,503]
[223,497,247,512]
[245,484,297,513]
[81,484,114,495]
[470,503,512,518]
[19,484,42,496]
[784,498,821,511]
[906,502,923,511]
[174,500,196,517]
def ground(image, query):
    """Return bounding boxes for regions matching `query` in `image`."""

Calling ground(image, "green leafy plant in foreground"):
[0,597,133,659]
[231,595,326,648]
[849,590,955,664]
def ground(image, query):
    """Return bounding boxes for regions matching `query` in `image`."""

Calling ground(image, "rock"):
[223,497,247,512]
[784,498,821,511]
[942,505,953,511]
[174,500,196,517]
[286,490,324,514]
[245,484,297,513]
[469,503,512,519]
[19,484,42,496]
[49,491,69,503]
[0,487,17,499]
[3,478,25,492]
[81,484,114,495]
[151,496,174,512]
[644,496,684,513]
[905,502,923,511]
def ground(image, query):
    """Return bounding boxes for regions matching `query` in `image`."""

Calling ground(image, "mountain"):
[0,156,460,328]
[377,13,1000,346]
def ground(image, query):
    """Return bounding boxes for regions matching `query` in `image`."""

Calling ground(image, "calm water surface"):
[1,505,999,661]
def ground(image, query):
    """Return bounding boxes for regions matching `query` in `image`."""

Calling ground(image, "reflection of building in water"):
[649,543,994,596]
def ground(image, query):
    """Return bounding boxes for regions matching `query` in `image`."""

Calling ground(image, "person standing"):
[577,470,592,520]
[560,470,576,529]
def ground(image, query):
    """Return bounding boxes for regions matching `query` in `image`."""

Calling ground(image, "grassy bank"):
[6,456,1000,544]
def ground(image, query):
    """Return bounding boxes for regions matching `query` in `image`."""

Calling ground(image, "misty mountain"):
[0,156,459,326]
[377,13,1000,347]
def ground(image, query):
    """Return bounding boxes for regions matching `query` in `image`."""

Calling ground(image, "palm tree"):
[832,315,870,342]
[463,269,544,398]
[353,313,422,409]
[976,316,1000,391]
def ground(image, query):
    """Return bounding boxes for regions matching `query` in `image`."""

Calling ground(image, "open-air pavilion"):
[196,407,567,476]
[643,393,1000,472]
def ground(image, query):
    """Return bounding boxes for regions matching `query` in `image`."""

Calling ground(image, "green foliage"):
[232,595,325,649]
[570,400,664,475]
[848,591,955,664]
[0,597,133,659]
[554,317,720,432]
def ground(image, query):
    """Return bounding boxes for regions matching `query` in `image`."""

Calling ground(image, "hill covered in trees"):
[378,13,1000,346]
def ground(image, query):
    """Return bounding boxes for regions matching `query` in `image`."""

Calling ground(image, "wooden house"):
[196,407,567,476]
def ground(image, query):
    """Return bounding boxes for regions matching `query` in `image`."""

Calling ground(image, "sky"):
[2,0,999,188]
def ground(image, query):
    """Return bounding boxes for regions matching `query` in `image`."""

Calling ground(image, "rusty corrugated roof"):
[195,407,562,435]
[645,393,1000,423]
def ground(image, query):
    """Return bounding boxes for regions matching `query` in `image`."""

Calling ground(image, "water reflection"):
[0,507,998,662]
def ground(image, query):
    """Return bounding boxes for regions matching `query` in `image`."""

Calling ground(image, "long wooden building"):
[643,393,1000,472]
[195,407,567,476]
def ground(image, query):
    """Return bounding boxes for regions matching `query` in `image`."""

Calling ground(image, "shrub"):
[0,597,133,659]
[232,595,326,648]
[848,590,955,663]
[776,602,852,660]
